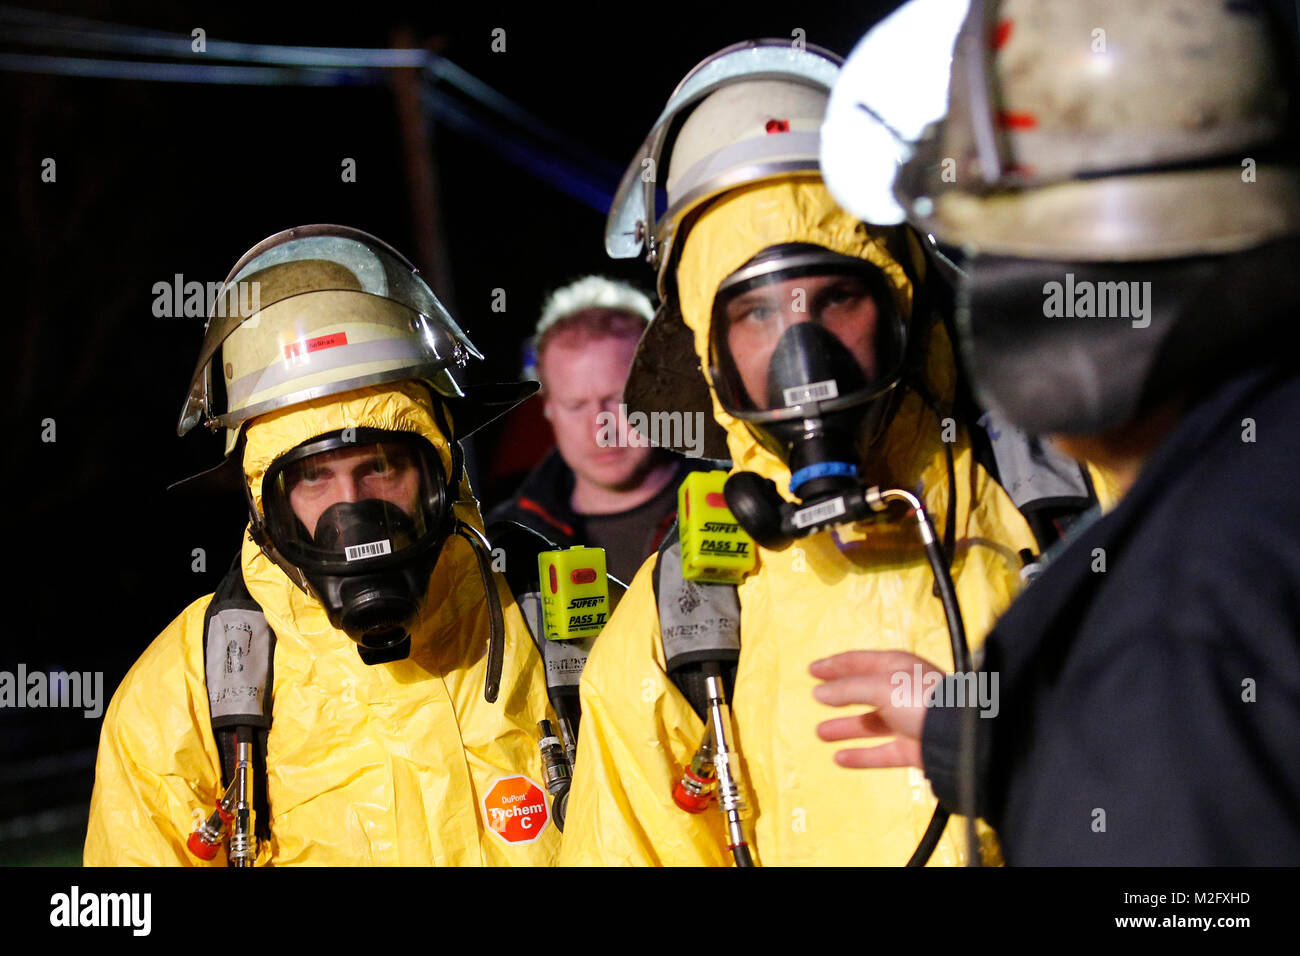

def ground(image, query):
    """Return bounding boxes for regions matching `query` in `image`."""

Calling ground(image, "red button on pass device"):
[570,568,597,585]
[706,492,727,509]
[548,564,558,593]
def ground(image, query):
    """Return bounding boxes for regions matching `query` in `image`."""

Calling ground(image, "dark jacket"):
[923,362,1300,865]
[486,448,716,555]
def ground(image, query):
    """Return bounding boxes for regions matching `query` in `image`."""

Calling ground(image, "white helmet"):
[606,39,843,296]
[178,225,533,457]
[606,41,843,458]
[823,0,1300,260]
[823,0,1300,438]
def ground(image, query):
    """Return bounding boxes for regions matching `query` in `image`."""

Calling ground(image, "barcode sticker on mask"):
[792,497,847,529]
[783,379,839,406]
[345,539,393,561]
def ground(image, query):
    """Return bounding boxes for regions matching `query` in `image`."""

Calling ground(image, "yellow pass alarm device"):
[678,471,758,583]
[539,546,609,641]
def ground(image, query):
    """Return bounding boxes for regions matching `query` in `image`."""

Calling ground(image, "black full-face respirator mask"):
[250,426,459,666]
[710,244,912,549]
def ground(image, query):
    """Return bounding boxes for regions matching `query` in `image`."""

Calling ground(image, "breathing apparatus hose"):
[864,488,975,867]
[454,520,506,703]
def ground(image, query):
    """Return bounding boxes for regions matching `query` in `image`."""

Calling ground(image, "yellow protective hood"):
[239,381,491,667]
[85,381,560,865]
[676,178,959,494]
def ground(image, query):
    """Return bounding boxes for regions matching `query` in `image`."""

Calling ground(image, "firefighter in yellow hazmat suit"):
[559,42,1105,866]
[85,226,560,865]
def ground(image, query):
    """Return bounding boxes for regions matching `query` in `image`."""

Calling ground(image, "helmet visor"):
[710,253,907,421]
[179,225,482,438]
[261,430,449,574]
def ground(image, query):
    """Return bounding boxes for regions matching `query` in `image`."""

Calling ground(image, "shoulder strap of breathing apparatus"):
[199,552,275,857]
[968,407,1098,552]
[651,522,739,721]
[649,467,747,723]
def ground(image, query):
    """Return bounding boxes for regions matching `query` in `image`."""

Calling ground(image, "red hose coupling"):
[673,767,716,813]
[187,829,221,861]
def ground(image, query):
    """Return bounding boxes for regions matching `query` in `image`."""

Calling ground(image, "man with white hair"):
[489,276,712,582]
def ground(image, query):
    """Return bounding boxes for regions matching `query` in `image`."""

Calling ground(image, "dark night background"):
[0,0,904,864]
[4,1,1298,866]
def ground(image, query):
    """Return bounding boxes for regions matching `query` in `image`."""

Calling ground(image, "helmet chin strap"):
[429,398,505,704]
[454,520,505,704]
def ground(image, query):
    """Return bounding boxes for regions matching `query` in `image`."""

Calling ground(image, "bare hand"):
[810,650,942,770]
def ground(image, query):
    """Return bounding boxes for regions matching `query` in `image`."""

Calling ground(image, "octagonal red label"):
[483,775,550,845]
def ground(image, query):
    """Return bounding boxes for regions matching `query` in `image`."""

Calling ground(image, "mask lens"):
[711,262,905,416]
[262,432,447,571]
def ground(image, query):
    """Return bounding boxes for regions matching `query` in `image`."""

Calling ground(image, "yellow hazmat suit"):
[85,382,560,865]
[560,180,1046,865]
